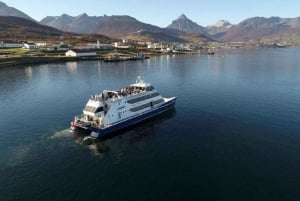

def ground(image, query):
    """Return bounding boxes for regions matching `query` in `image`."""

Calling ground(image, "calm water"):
[1,49,300,201]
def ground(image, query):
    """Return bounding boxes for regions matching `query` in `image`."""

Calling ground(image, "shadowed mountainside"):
[0,16,111,42]
[41,14,212,43]
[0,1,34,21]
[219,17,300,43]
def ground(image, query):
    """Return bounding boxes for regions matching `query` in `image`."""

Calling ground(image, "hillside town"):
[0,36,290,67]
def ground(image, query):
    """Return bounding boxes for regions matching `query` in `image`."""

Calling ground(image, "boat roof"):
[130,82,151,88]
[130,76,151,88]
[103,90,119,94]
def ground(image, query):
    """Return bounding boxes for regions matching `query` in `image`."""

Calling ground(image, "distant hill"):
[219,17,300,44]
[179,33,214,44]
[206,20,233,39]
[0,16,62,40]
[0,16,111,42]
[123,29,213,44]
[120,15,213,44]
[41,14,162,38]
[92,15,163,37]
[122,30,186,43]
[167,14,207,36]
[0,1,34,21]
[41,13,213,43]
[40,13,100,34]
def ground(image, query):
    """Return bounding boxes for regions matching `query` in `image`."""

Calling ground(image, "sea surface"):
[1,48,300,201]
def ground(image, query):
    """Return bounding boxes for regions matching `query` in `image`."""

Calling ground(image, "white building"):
[65,49,97,57]
[114,42,131,49]
[87,42,112,49]
[35,42,51,47]
[172,43,193,51]
[0,41,24,48]
[147,43,164,49]
[97,44,113,49]
[24,43,37,49]
[55,43,69,51]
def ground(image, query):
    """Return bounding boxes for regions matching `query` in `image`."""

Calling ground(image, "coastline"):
[0,50,204,68]
[0,56,105,68]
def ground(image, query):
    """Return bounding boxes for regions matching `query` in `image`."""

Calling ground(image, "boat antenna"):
[136,76,144,84]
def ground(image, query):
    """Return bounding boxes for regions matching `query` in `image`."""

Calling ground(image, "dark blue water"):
[1,49,300,201]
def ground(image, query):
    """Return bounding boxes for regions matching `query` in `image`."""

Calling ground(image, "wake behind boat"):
[70,76,176,138]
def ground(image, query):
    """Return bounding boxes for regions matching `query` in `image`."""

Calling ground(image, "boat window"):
[129,99,164,112]
[146,86,155,91]
[127,92,160,104]
[95,107,104,113]
[84,106,103,113]
[84,106,97,113]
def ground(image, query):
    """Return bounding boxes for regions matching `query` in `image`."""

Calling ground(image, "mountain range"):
[220,17,300,43]
[39,13,214,43]
[1,1,300,45]
[0,15,111,43]
[40,14,163,37]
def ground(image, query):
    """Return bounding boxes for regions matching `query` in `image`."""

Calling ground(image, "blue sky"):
[5,0,300,27]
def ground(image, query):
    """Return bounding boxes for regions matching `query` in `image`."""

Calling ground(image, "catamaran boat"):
[70,76,176,138]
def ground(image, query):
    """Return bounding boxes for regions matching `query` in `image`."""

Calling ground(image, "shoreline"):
[0,56,106,68]
[0,51,204,68]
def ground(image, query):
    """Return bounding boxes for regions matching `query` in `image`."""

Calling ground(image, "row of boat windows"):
[84,106,103,113]
[129,99,164,112]
[127,86,154,92]
[117,86,155,97]
[84,91,159,113]
[127,92,160,104]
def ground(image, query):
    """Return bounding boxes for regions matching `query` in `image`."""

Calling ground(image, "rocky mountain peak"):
[77,13,89,18]
[167,14,207,35]
[178,14,187,20]
[61,13,72,18]
[212,20,233,28]
[0,1,7,7]
[0,1,34,21]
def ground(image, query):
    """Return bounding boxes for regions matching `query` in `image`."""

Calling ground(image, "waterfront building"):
[0,41,24,48]
[24,43,37,49]
[65,49,97,57]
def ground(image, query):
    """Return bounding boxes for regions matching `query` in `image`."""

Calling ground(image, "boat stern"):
[70,121,77,131]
